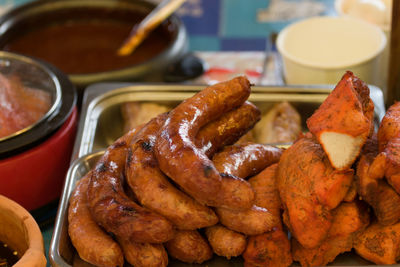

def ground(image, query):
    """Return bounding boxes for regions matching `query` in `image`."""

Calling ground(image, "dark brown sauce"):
[3,18,172,74]
[0,242,19,266]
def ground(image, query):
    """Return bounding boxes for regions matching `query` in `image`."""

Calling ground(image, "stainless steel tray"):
[50,82,388,267]
[71,82,385,160]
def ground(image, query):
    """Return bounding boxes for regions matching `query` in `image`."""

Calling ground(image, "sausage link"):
[215,205,278,235]
[165,230,213,264]
[118,238,168,267]
[155,76,254,209]
[196,101,261,158]
[68,174,124,267]
[205,225,246,259]
[87,127,174,244]
[126,114,218,230]
[212,143,283,179]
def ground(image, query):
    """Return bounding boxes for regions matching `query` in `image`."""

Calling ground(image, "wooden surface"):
[387,0,400,107]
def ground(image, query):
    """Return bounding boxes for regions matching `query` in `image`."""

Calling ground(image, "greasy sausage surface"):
[212,143,282,179]
[126,114,218,230]
[68,174,124,267]
[155,76,254,209]
[215,205,278,235]
[196,101,261,158]
[87,128,175,244]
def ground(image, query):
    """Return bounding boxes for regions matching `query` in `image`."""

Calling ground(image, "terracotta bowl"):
[0,195,46,267]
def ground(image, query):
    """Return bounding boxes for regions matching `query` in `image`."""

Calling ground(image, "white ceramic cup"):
[276,16,386,88]
[335,0,391,100]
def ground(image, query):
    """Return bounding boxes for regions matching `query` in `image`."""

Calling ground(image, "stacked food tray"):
[50,82,386,267]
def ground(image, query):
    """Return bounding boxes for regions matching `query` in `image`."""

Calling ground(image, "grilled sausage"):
[196,101,261,158]
[212,143,282,179]
[118,238,168,267]
[87,127,175,244]
[155,76,254,210]
[215,205,278,235]
[126,114,218,230]
[165,230,213,264]
[205,225,246,259]
[68,174,124,267]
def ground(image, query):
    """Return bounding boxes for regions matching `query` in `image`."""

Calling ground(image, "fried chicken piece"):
[354,221,400,265]
[356,136,400,225]
[277,136,354,248]
[243,164,292,267]
[307,71,374,170]
[254,101,301,144]
[244,228,291,267]
[368,102,400,194]
[292,201,370,267]
[343,178,358,202]
[377,101,400,151]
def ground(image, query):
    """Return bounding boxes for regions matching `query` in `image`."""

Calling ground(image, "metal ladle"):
[117,0,186,56]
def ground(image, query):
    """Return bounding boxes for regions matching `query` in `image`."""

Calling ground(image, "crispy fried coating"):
[155,76,254,210]
[243,164,292,267]
[354,221,400,265]
[244,228,292,267]
[68,174,124,267]
[306,71,374,170]
[212,143,282,179]
[126,114,218,230]
[293,201,370,267]
[356,137,400,226]
[248,164,281,217]
[367,102,400,194]
[87,128,174,244]
[205,225,246,259]
[278,137,354,249]
[377,101,400,151]
[165,230,213,264]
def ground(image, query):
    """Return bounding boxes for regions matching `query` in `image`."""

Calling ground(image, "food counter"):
[0,0,394,266]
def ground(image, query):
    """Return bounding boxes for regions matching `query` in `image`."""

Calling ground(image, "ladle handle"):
[117,0,186,56]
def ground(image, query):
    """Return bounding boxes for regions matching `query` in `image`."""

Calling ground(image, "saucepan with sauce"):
[0,0,189,92]
[0,51,77,211]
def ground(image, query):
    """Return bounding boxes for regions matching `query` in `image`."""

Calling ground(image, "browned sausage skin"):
[155,76,255,210]
[126,101,261,230]
[68,174,124,267]
[196,101,261,158]
[117,238,168,267]
[87,127,175,244]
[126,114,218,230]
[205,225,247,259]
[212,142,283,179]
[165,230,213,264]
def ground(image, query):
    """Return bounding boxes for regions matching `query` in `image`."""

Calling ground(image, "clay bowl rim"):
[0,194,46,267]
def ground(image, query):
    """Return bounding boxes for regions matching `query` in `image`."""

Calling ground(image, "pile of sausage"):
[68,76,285,267]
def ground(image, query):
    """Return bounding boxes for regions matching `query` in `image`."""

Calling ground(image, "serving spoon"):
[117,0,186,56]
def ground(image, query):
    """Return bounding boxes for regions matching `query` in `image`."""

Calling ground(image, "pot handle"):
[163,52,205,83]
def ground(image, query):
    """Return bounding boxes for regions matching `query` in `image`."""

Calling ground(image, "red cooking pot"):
[0,52,77,211]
